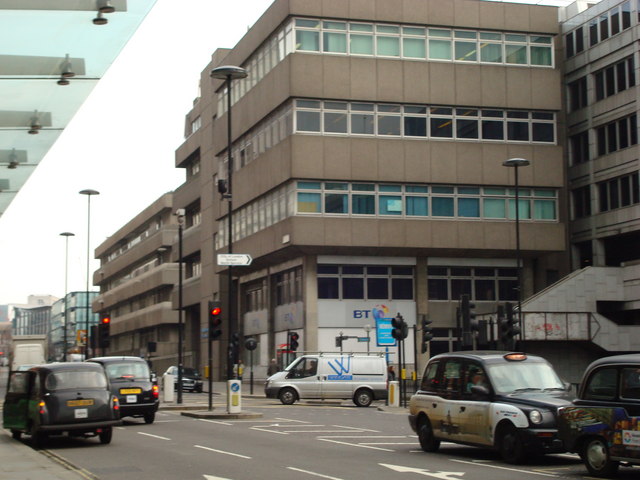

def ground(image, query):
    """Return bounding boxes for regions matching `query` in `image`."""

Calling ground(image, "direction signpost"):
[217,254,252,266]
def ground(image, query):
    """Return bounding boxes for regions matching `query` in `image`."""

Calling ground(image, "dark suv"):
[88,356,159,424]
[557,354,640,477]
[2,363,121,447]
[409,351,573,463]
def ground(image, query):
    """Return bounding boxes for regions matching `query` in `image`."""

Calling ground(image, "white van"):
[264,353,388,407]
[11,343,45,370]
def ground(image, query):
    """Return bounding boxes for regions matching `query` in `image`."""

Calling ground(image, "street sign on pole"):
[217,253,253,266]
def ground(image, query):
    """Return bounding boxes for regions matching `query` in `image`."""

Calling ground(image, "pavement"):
[0,381,406,479]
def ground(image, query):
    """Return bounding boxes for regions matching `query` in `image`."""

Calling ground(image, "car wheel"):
[99,427,113,445]
[417,416,440,452]
[499,424,526,464]
[30,425,46,449]
[353,389,373,407]
[144,412,155,424]
[11,430,21,440]
[278,388,297,405]
[584,437,619,477]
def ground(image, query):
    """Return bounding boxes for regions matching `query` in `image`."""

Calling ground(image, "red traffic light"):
[210,306,221,316]
[101,317,110,324]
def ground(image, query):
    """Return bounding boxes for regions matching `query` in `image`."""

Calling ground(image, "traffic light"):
[98,317,110,348]
[420,315,433,354]
[499,302,520,348]
[289,332,300,351]
[208,301,223,340]
[244,337,257,351]
[391,313,408,341]
[461,295,478,332]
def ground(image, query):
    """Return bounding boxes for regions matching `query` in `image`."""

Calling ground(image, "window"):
[573,185,592,219]
[584,368,617,401]
[594,57,635,101]
[598,172,640,212]
[317,265,414,300]
[420,361,440,392]
[570,131,590,165]
[568,77,588,111]
[427,266,517,301]
[596,114,638,156]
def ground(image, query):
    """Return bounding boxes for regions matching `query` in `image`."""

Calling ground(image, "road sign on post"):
[217,254,253,266]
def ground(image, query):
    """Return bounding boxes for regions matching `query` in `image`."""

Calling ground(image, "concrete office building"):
[170,0,568,379]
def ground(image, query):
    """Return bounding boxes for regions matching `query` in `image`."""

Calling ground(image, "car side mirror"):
[470,385,490,398]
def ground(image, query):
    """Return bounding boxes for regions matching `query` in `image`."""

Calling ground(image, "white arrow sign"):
[217,254,252,266]
[379,464,465,480]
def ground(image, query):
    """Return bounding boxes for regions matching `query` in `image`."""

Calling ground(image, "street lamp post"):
[364,324,371,355]
[79,189,99,359]
[175,209,185,405]
[210,65,247,380]
[60,232,75,362]
[502,158,530,342]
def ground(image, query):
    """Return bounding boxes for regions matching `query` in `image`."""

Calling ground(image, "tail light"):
[112,395,119,412]
[152,384,159,399]
[38,400,46,415]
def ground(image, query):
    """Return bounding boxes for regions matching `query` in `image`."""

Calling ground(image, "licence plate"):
[74,408,88,419]
[67,399,94,407]
[120,388,142,394]
[126,395,137,403]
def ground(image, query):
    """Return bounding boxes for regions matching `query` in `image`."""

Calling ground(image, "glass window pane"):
[343,266,363,274]
[392,278,414,299]
[429,39,452,60]
[325,194,348,214]
[296,30,320,51]
[323,32,347,53]
[431,117,453,138]
[324,112,347,133]
[480,43,502,63]
[432,197,454,216]
[367,266,387,274]
[482,120,504,140]
[353,183,375,191]
[380,184,402,192]
[507,121,529,141]
[451,279,472,299]
[350,23,373,32]
[508,199,531,219]
[378,36,400,56]
[406,196,428,216]
[505,44,527,64]
[534,199,556,220]
[298,181,321,189]
[455,41,477,61]
[484,198,506,218]
[297,192,321,213]
[297,111,320,132]
[432,186,454,194]
[318,265,338,274]
[403,37,426,58]
[457,119,478,139]
[350,34,374,54]
[343,278,364,299]
[351,114,374,134]
[475,279,496,300]
[324,21,346,30]
[318,278,339,298]
[367,278,388,299]
[428,279,448,300]
[405,117,427,136]
[531,46,552,66]
[379,196,403,215]
[498,279,518,301]
[296,19,320,28]
[533,123,554,143]
[406,185,429,193]
[458,198,480,217]
[326,182,348,190]
[353,194,375,214]
[378,115,401,135]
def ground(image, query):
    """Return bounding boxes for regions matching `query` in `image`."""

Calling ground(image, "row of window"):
[572,171,639,219]
[318,265,414,300]
[216,17,555,117]
[565,1,633,58]
[105,219,162,263]
[570,114,638,165]
[295,18,553,66]
[297,181,558,221]
[568,56,635,112]
[295,100,556,144]
[427,266,518,302]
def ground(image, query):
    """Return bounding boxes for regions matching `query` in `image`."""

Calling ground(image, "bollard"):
[227,379,241,413]
[163,374,175,402]
[388,380,399,407]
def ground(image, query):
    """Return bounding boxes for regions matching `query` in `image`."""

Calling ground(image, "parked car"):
[557,354,640,477]
[409,351,573,463]
[87,356,159,424]
[164,366,203,392]
[265,353,388,407]
[2,362,121,447]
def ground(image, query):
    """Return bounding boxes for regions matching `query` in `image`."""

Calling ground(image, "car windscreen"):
[45,370,108,391]
[487,361,565,394]
[183,368,199,376]
[105,362,150,382]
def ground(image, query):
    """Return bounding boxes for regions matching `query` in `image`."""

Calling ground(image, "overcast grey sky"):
[0,0,591,305]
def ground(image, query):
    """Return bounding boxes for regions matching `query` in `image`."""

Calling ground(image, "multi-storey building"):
[170,0,568,380]
[50,291,100,361]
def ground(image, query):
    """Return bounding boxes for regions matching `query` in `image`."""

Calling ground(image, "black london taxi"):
[409,351,573,463]
[557,353,640,477]
[2,362,121,447]
[88,356,159,424]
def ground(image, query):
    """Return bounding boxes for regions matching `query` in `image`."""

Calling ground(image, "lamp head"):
[210,65,248,80]
[93,12,108,25]
[503,158,530,168]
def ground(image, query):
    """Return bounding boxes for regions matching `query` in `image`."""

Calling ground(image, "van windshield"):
[45,370,107,391]
[105,362,150,382]
[487,362,564,394]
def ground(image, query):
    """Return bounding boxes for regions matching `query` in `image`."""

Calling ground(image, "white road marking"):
[449,459,559,477]
[137,432,170,441]
[194,444,252,459]
[318,438,393,452]
[287,467,344,480]
[380,463,465,480]
[199,419,233,426]
[331,424,380,432]
[203,475,232,480]
[250,426,289,435]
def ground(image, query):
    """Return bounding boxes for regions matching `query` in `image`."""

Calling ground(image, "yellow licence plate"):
[120,388,142,394]
[67,399,94,407]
